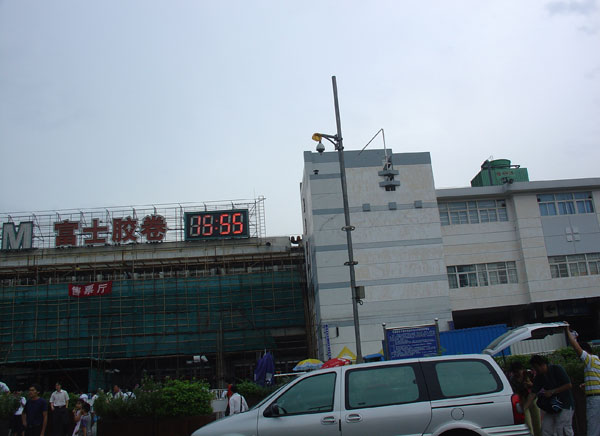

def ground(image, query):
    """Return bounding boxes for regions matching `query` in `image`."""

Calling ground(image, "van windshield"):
[250,382,290,410]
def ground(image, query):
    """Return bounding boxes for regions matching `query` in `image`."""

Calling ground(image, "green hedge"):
[496,346,600,385]
[93,378,212,420]
[0,392,20,420]
[236,378,298,406]
[236,380,276,400]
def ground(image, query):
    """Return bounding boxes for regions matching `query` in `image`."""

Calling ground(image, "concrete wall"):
[440,183,600,310]
[302,150,452,360]
[304,149,600,359]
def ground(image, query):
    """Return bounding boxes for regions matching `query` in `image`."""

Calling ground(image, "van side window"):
[426,359,502,399]
[274,372,336,415]
[346,364,424,409]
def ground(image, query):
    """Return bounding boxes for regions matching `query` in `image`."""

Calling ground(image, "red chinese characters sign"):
[69,281,113,297]
[54,215,167,247]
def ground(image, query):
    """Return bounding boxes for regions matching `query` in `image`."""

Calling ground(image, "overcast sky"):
[1,0,599,236]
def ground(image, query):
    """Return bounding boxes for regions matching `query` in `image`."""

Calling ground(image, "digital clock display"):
[184,210,249,240]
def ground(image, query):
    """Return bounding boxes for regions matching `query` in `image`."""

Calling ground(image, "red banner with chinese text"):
[69,281,112,297]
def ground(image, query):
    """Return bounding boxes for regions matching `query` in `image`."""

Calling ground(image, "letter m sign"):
[2,222,34,250]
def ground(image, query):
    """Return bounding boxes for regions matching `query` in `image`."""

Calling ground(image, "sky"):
[1,0,599,236]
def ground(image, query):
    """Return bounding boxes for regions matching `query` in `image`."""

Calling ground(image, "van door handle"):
[346,413,362,423]
[321,416,337,425]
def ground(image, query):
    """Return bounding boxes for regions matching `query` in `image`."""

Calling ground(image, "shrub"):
[496,353,530,374]
[131,378,163,418]
[236,379,294,406]
[154,379,212,418]
[547,346,585,385]
[0,392,20,420]
[236,380,273,400]
[93,378,212,420]
[69,392,83,410]
[497,345,600,386]
[93,392,138,420]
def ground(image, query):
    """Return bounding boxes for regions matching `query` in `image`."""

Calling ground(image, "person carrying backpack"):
[227,385,248,415]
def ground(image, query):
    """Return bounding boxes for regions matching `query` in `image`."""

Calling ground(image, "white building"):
[301,149,600,360]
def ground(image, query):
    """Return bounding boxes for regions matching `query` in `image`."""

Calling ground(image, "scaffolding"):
[0,239,310,390]
[1,198,267,250]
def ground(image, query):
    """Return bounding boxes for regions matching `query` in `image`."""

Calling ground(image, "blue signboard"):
[385,325,438,360]
[324,324,332,360]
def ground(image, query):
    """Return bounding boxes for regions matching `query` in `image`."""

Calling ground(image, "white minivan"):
[192,354,530,436]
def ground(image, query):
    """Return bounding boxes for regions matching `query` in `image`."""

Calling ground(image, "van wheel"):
[440,430,478,436]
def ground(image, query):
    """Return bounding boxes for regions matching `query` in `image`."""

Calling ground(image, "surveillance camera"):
[316,141,325,154]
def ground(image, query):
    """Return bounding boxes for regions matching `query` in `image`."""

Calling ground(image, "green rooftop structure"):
[470,159,529,187]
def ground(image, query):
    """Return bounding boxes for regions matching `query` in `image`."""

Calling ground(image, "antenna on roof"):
[359,128,390,169]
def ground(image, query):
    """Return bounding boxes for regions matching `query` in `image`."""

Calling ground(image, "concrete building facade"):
[301,149,600,360]
[441,179,600,332]
[301,150,453,360]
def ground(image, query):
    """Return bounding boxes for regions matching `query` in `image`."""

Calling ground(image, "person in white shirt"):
[89,389,100,411]
[0,380,9,393]
[11,391,26,436]
[89,389,102,436]
[111,385,124,400]
[50,381,70,436]
[227,385,248,415]
[72,399,84,436]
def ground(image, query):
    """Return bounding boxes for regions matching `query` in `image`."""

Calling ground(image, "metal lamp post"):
[312,76,363,363]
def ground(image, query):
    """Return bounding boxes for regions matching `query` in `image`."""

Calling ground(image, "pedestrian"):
[0,379,9,393]
[22,384,48,436]
[89,389,101,436]
[111,385,124,400]
[525,354,574,436]
[49,382,69,436]
[71,399,84,436]
[89,389,99,408]
[220,381,233,418]
[76,403,91,436]
[509,361,541,436]
[565,325,600,436]
[123,388,136,400]
[227,385,248,415]
[10,390,27,436]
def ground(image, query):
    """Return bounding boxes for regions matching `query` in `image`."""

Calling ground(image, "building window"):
[438,199,508,226]
[447,261,518,289]
[549,253,600,278]
[537,192,594,217]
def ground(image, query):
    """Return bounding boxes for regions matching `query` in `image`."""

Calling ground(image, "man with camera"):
[524,354,574,436]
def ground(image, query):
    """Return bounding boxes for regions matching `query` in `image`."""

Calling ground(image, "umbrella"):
[321,357,351,369]
[293,358,323,371]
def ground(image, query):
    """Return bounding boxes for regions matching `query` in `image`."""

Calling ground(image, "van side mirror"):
[263,403,285,417]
